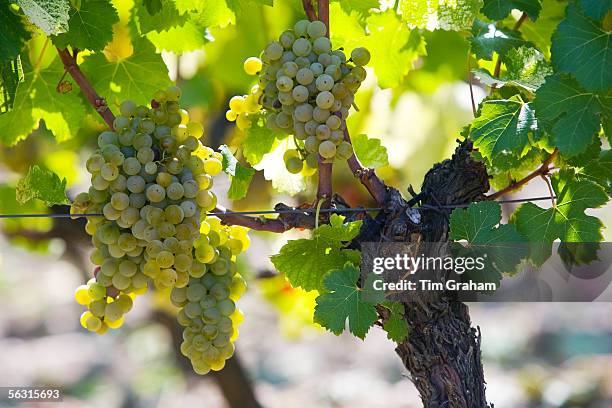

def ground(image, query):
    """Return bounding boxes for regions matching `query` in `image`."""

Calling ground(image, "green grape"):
[101,163,119,181]
[304,136,319,153]
[351,47,370,66]
[137,148,155,164]
[326,115,341,130]
[316,124,331,140]
[294,19,309,36]
[330,130,344,144]
[110,192,129,211]
[203,158,222,176]
[305,153,319,168]
[113,116,130,131]
[264,41,283,60]
[310,62,324,76]
[98,131,118,148]
[313,107,330,122]
[165,205,185,224]
[196,190,217,211]
[292,38,312,57]
[126,175,145,193]
[296,68,314,85]
[307,20,327,38]
[276,76,293,92]
[279,30,296,48]
[217,299,236,317]
[319,140,336,158]
[146,184,166,202]
[336,141,354,160]
[291,85,309,103]
[294,103,314,122]
[313,37,331,54]
[315,74,334,91]
[285,156,303,174]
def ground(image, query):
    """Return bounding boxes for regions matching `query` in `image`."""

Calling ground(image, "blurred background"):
[0,0,611,407]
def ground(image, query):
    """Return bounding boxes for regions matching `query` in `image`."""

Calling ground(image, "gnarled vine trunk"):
[360,141,491,407]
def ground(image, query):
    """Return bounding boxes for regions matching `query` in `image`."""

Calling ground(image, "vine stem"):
[490,12,528,92]
[487,148,558,200]
[302,0,317,20]
[315,0,333,205]
[56,48,116,129]
[343,129,388,205]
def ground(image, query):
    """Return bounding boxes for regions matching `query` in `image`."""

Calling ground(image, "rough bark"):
[359,140,491,407]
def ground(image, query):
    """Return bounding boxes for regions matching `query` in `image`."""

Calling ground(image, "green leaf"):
[511,171,608,243]
[219,144,254,200]
[520,0,565,59]
[242,121,280,165]
[381,301,409,342]
[0,57,24,113]
[82,36,172,106]
[136,0,187,34]
[271,215,362,291]
[482,0,542,21]
[576,149,612,192]
[16,165,69,206]
[450,201,525,243]
[533,74,610,157]
[146,18,209,52]
[470,98,537,162]
[361,11,426,88]
[313,263,377,339]
[470,19,531,60]
[0,2,32,61]
[337,0,378,15]
[502,45,551,91]
[175,0,235,27]
[400,0,482,31]
[53,0,119,51]
[352,133,389,168]
[0,58,86,145]
[578,0,612,21]
[551,3,611,92]
[17,0,70,35]
[143,0,163,15]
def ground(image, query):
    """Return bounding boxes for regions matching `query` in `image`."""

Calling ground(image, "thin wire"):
[0,195,565,219]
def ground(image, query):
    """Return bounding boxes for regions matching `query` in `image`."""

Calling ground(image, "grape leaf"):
[381,301,409,342]
[450,201,525,244]
[361,11,426,88]
[481,0,542,21]
[135,0,187,34]
[352,133,389,168]
[219,144,255,200]
[271,215,362,291]
[337,0,378,15]
[175,0,235,27]
[520,0,565,59]
[53,0,119,51]
[0,2,32,61]
[241,122,279,165]
[578,0,612,21]
[511,171,608,243]
[469,98,537,162]
[576,149,612,192]
[0,58,86,145]
[0,57,24,113]
[329,2,366,49]
[16,165,69,206]
[502,46,551,91]
[313,262,377,339]
[17,0,70,35]
[470,19,531,60]
[143,0,163,15]
[400,0,482,31]
[551,3,611,92]
[146,19,209,52]
[82,35,172,106]
[533,74,610,157]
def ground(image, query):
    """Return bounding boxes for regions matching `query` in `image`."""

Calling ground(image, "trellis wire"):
[0,195,562,219]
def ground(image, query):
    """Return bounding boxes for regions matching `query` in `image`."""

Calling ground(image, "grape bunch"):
[226,19,370,174]
[171,218,249,374]
[72,87,249,374]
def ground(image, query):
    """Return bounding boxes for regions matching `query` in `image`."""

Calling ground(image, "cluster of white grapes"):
[226,19,370,174]
[72,87,249,374]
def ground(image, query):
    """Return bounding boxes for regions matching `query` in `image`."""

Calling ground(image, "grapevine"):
[71,87,249,373]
